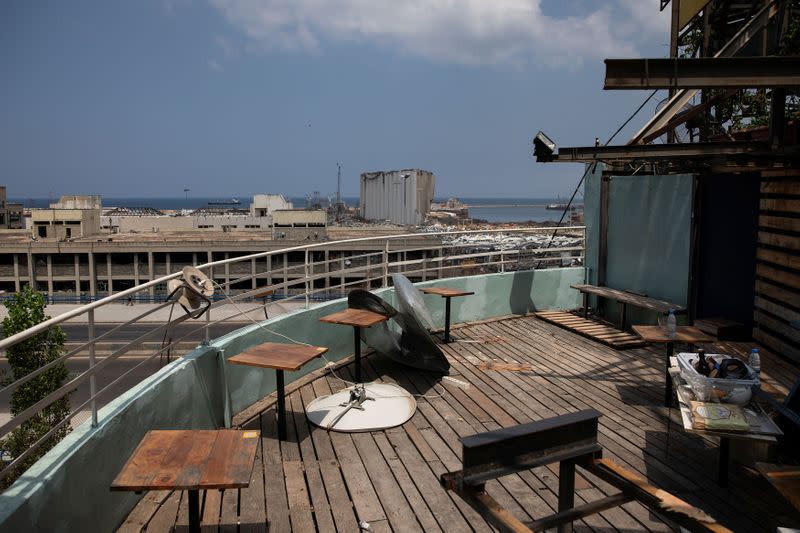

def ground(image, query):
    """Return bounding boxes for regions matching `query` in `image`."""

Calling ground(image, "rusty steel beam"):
[553,141,768,163]
[628,1,778,144]
[605,57,800,89]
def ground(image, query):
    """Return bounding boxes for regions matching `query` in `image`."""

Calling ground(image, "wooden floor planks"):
[119,314,800,532]
[536,310,647,349]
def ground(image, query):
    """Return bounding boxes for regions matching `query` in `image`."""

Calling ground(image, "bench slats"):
[571,284,685,313]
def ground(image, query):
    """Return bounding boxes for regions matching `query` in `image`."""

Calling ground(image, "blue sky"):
[1,1,670,199]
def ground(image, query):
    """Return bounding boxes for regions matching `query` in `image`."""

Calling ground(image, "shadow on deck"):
[118,314,800,532]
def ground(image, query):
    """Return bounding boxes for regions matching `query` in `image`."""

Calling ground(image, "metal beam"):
[628,1,778,144]
[554,141,768,162]
[605,57,800,89]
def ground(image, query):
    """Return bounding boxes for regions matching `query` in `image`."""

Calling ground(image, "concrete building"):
[100,194,290,234]
[31,195,101,240]
[272,209,327,240]
[103,213,272,234]
[360,169,435,225]
[0,230,440,301]
[250,194,293,217]
[0,187,24,230]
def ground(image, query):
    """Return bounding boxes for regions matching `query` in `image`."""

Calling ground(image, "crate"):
[677,352,759,405]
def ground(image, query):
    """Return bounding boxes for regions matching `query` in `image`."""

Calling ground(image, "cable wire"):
[535,90,659,268]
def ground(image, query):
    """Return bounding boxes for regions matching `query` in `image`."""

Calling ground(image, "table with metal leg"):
[668,357,783,487]
[111,430,259,533]
[320,308,389,382]
[227,342,328,441]
[631,325,713,407]
[419,287,475,343]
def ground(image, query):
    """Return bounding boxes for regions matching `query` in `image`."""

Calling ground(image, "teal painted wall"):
[0,268,584,532]
[584,171,693,326]
[606,173,692,325]
[583,162,603,286]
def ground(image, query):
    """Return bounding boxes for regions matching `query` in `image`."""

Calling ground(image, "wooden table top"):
[228,342,328,371]
[110,429,259,492]
[631,325,714,344]
[419,287,475,298]
[755,462,800,511]
[319,308,389,328]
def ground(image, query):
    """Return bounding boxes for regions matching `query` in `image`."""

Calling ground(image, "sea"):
[9,196,582,224]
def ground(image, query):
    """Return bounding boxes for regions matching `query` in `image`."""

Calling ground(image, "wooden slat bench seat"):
[534,310,646,349]
[571,284,685,331]
[535,285,684,348]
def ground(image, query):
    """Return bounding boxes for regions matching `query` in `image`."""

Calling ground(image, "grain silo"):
[359,169,435,225]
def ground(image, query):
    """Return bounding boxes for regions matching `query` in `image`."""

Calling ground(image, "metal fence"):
[0,226,584,482]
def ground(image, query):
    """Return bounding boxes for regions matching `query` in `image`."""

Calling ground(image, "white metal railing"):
[0,226,585,482]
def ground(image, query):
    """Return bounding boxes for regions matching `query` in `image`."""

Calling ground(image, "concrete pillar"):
[192,252,198,266]
[74,254,80,294]
[283,253,288,294]
[207,251,213,291]
[88,251,97,298]
[366,253,371,289]
[13,254,20,292]
[147,251,154,299]
[133,253,140,286]
[107,253,113,295]
[422,250,427,281]
[165,252,171,275]
[266,255,272,286]
[324,250,330,299]
[251,258,257,290]
[46,254,53,297]
[224,252,230,295]
[340,256,345,297]
[26,249,35,288]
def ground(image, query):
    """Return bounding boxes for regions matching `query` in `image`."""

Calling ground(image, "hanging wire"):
[204,278,444,399]
[535,90,659,268]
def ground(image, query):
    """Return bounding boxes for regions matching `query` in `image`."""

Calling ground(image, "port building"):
[0,186,24,230]
[359,169,435,225]
[30,195,102,239]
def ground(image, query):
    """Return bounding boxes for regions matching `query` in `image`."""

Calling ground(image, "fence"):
[0,226,585,482]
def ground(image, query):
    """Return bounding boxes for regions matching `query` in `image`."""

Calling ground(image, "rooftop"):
[119,314,800,532]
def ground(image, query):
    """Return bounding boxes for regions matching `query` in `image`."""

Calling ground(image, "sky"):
[1,1,671,199]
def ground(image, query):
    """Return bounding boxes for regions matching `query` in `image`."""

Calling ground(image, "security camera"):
[532,131,557,162]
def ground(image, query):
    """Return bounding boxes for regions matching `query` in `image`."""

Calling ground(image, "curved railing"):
[0,226,584,482]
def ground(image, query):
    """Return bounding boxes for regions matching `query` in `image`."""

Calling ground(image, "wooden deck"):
[535,310,647,349]
[118,314,800,532]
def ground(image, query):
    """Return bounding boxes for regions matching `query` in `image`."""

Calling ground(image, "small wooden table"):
[320,308,389,382]
[111,429,260,533]
[669,361,782,486]
[420,287,474,343]
[632,325,713,407]
[228,342,328,440]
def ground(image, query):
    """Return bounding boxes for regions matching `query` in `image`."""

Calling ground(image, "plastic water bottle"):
[748,348,761,378]
[666,309,677,339]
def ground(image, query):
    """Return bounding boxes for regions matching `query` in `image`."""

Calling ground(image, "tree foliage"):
[0,285,71,489]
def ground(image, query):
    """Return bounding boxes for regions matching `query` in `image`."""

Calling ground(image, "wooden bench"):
[440,410,731,533]
[571,284,685,330]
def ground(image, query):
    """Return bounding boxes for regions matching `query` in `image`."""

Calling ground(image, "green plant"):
[0,285,71,489]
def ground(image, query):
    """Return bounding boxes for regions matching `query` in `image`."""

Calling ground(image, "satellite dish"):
[166,266,214,318]
[392,274,435,330]
[306,382,416,432]
[348,290,449,373]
